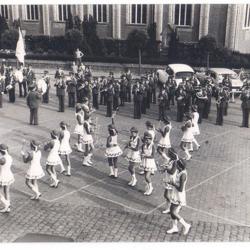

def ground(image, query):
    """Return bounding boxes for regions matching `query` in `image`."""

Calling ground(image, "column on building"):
[112,4,121,39]
[11,5,20,21]
[225,4,237,50]
[42,5,50,36]
[87,4,93,18]
[75,5,84,20]
[154,4,163,41]
[199,4,210,39]
[167,4,175,24]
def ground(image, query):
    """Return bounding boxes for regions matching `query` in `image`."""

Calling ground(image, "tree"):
[198,35,217,68]
[0,15,9,47]
[65,11,74,32]
[1,29,18,50]
[167,24,179,60]
[126,29,147,75]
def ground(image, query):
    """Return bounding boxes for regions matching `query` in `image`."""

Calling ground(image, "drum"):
[37,79,47,95]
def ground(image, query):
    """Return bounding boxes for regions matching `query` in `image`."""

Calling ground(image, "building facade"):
[0,4,250,53]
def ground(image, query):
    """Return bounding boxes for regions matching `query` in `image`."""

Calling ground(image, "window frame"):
[25,5,39,21]
[57,4,71,22]
[0,5,9,19]
[243,4,250,29]
[174,4,193,27]
[128,4,147,25]
[93,4,109,24]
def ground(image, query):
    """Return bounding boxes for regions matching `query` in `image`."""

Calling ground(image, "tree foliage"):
[1,29,18,50]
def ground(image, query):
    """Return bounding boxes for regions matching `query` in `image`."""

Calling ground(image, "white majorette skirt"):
[74,124,83,135]
[0,174,14,186]
[26,165,45,180]
[192,125,200,136]
[46,154,62,166]
[141,158,157,172]
[125,149,141,163]
[59,144,72,155]
[157,138,171,148]
[105,146,123,158]
[169,189,187,207]
[81,134,93,145]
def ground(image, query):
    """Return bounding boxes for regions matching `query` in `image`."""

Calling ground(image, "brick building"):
[0,4,250,53]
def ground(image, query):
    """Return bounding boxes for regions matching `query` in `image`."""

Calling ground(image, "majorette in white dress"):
[46,139,62,166]
[0,153,14,186]
[163,160,177,201]
[59,129,72,155]
[158,124,172,148]
[192,112,200,136]
[74,112,84,135]
[147,129,156,142]
[170,169,187,206]
[141,142,157,172]
[81,120,93,145]
[181,120,194,143]
[125,135,141,163]
[26,150,45,179]
[105,135,123,158]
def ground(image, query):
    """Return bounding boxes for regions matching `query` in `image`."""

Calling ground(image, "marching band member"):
[106,82,114,117]
[120,75,127,106]
[21,140,44,200]
[0,144,14,213]
[141,132,157,195]
[92,77,99,110]
[74,104,84,152]
[125,127,141,186]
[180,113,194,161]
[15,65,25,97]
[195,87,208,124]
[167,76,177,106]
[175,85,186,122]
[240,81,250,128]
[26,82,41,125]
[133,81,143,119]
[113,80,120,110]
[5,67,16,103]
[105,114,123,178]
[59,122,72,176]
[99,76,108,105]
[215,85,226,126]
[42,70,50,104]
[191,105,201,151]
[54,74,66,112]
[166,158,191,235]
[158,88,169,121]
[26,64,36,87]
[125,68,132,102]
[44,130,65,188]
[81,113,94,167]
[66,71,77,108]
[0,73,5,108]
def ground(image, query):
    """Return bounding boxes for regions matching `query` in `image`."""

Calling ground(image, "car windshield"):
[220,73,238,80]
[175,72,194,79]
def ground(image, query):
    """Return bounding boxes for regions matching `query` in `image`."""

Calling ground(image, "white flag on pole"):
[15,28,26,64]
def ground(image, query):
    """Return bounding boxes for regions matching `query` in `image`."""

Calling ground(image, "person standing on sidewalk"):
[75,48,84,67]
[55,75,66,112]
[240,82,250,128]
[26,83,41,125]
[166,158,191,235]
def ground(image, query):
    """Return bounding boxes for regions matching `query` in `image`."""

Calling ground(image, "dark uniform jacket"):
[27,90,41,109]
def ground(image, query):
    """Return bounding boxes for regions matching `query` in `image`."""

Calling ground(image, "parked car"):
[157,64,199,86]
[206,68,244,92]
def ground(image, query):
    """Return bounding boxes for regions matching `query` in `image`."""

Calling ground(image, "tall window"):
[130,4,147,24]
[26,5,39,20]
[58,5,71,21]
[244,4,250,28]
[174,4,192,26]
[93,5,108,23]
[0,5,8,19]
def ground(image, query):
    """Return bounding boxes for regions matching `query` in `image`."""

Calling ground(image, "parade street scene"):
[1,3,250,243]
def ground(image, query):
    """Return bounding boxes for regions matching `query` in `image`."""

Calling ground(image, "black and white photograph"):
[0,0,250,245]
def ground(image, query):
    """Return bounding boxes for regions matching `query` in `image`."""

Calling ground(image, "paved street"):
[1,69,250,242]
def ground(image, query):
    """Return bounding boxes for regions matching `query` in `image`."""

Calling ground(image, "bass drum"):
[36,79,47,95]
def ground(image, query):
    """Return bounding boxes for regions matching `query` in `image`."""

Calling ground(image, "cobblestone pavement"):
[1,69,250,242]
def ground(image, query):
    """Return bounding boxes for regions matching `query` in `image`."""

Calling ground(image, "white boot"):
[179,218,191,235]
[78,143,84,152]
[0,195,10,212]
[87,154,93,164]
[167,220,179,234]
[144,184,149,195]
[109,166,114,177]
[114,168,118,178]
[185,150,192,161]
[59,163,66,174]
[66,165,71,176]
[146,183,153,195]
[131,174,137,186]
[82,156,91,167]
[128,176,133,186]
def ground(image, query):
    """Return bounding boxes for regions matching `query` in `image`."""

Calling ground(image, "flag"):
[15,28,26,64]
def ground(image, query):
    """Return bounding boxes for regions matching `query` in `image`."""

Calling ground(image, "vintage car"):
[157,63,199,86]
[206,68,244,92]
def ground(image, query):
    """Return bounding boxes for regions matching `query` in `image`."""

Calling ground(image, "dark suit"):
[0,78,4,108]
[66,77,76,107]
[241,89,250,127]
[55,80,66,112]
[26,70,35,87]
[106,87,114,117]
[42,76,50,103]
[27,90,41,125]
